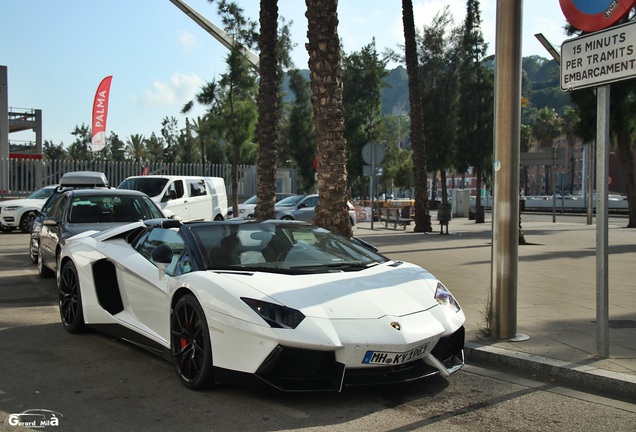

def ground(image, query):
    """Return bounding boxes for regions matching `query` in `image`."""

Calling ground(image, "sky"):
[2,0,570,150]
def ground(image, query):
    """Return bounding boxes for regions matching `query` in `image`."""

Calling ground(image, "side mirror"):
[151,243,173,279]
[297,203,307,209]
[43,218,58,227]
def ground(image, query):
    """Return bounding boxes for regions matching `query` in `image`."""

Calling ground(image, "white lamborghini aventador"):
[57,218,465,392]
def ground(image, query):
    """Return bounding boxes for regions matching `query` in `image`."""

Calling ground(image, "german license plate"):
[362,343,429,365]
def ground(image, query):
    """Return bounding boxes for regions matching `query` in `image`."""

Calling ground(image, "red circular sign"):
[559,0,636,32]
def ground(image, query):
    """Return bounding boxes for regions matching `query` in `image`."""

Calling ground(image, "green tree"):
[177,118,202,164]
[419,7,462,207]
[531,107,562,194]
[67,124,92,160]
[125,133,147,164]
[402,0,432,232]
[378,115,414,196]
[569,80,636,227]
[306,0,352,236]
[342,39,389,198]
[161,116,182,163]
[286,69,316,193]
[520,124,532,194]
[42,140,67,161]
[107,132,127,162]
[145,132,165,163]
[456,0,493,223]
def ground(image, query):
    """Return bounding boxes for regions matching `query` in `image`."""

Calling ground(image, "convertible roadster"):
[58,218,465,392]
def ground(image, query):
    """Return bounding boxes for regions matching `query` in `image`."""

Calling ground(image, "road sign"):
[361,142,384,165]
[560,20,636,91]
[520,148,566,166]
[559,0,636,32]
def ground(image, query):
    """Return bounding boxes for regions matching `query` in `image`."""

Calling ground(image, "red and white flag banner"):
[91,76,113,152]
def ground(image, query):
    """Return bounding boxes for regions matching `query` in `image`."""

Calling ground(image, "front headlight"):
[241,298,305,329]
[4,206,21,211]
[434,282,461,312]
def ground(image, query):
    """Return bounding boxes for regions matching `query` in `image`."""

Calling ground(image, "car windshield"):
[242,195,258,205]
[275,195,304,208]
[190,222,387,273]
[69,194,164,223]
[28,187,55,200]
[118,178,168,198]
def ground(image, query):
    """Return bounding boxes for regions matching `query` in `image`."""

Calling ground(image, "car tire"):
[58,260,86,334]
[19,211,37,233]
[171,294,214,390]
[29,244,38,264]
[37,251,55,278]
[281,216,293,220]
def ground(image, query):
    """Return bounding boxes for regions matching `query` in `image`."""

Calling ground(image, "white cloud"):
[134,73,205,108]
[178,30,199,53]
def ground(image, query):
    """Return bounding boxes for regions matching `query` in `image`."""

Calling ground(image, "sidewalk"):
[354,212,636,399]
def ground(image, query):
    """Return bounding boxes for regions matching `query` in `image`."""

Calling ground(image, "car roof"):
[65,188,148,197]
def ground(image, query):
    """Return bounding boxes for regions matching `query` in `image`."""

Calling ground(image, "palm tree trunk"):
[402,0,432,232]
[255,0,280,220]
[306,0,352,237]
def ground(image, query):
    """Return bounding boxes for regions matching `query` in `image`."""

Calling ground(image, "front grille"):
[256,346,344,391]
[431,326,465,363]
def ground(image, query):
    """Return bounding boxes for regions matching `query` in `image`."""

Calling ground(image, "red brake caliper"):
[180,321,189,350]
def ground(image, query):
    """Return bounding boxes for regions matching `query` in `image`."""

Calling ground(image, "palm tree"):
[531,107,562,195]
[255,0,279,220]
[401,0,432,232]
[125,134,147,164]
[305,0,352,237]
[191,116,209,170]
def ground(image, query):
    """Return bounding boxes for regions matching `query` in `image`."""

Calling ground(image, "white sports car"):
[58,218,465,392]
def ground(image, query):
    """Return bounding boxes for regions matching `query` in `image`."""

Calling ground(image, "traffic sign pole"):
[596,85,610,358]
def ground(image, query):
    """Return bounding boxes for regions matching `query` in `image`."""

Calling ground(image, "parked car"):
[273,194,305,209]
[227,193,296,218]
[0,185,57,233]
[29,171,109,264]
[118,175,227,222]
[37,188,164,278]
[57,218,465,391]
[275,194,357,226]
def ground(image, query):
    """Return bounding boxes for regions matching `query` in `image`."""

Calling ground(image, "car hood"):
[63,222,138,239]
[0,198,46,208]
[223,263,441,319]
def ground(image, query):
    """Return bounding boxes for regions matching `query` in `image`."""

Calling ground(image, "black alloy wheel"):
[58,260,86,333]
[171,294,214,390]
[19,211,37,233]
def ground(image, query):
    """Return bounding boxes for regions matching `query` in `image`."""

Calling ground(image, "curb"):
[464,341,636,400]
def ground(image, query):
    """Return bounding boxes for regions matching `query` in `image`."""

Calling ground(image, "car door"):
[293,195,319,222]
[161,179,190,221]
[184,178,209,221]
[39,194,69,270]
[116,227,189,342]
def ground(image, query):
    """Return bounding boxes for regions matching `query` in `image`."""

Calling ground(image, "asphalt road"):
[1,231,635,432]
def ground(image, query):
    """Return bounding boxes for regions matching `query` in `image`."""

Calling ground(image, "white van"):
[118,175,227,222]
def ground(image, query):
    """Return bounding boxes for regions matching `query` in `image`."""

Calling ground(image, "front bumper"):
[1,214,18,228]
[253,326,465,391]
